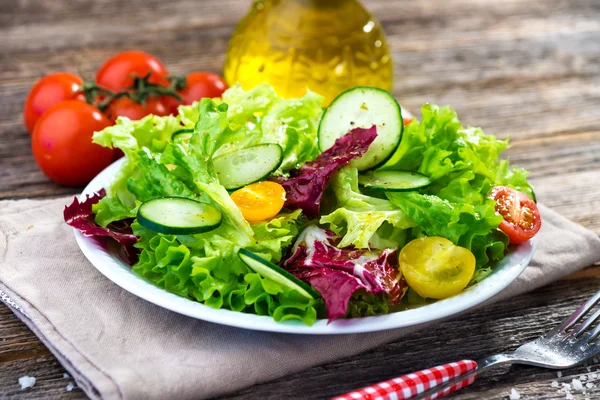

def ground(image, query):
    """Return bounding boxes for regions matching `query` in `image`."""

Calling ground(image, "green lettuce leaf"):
[89,85,324,324]
[320,167,414,249]
[218,83,324,174]
[131,219,318,325]
[247,209,304,262]
[381,104,524,269]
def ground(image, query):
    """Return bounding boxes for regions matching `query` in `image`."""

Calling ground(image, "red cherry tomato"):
[96,51,169,91]
[489,186,542,244]
[160,95,182,115]
[178,72,228,105]
[23,72,85,134]
[32,101,115,186]
[105,96,170,123]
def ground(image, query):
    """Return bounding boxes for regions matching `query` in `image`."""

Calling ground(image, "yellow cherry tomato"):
[230,181,286,222]
[399,237,475,300]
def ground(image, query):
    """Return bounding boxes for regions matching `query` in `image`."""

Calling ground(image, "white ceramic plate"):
[74,158,535,335]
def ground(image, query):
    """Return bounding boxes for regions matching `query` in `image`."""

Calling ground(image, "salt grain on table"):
[552,381,560,388]
[572,379,583,391]
[66,383,74,391]
[509,388,521,400]
[18,376,36,389]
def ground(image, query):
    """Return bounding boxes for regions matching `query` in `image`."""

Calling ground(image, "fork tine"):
[546,290,600,336]
[587,323,600,342]
[573,307,600,337]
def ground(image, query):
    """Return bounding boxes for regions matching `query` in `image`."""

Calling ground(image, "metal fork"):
[333,290,600,400]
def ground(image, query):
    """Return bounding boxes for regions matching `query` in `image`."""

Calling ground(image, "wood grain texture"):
[1,0,599,399]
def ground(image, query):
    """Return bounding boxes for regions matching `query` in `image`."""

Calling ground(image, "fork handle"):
[331,360,478,400]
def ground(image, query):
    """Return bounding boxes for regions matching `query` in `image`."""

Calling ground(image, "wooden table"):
[1,0,599,398]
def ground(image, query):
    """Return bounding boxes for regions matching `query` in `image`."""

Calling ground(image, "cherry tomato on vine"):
[32,101,115,186]
[161,95,183,115]
[24,72,85,134]
[105,96,171,123]
[489,186,541,244]
[96,51,169,91]
[178,72,228,105]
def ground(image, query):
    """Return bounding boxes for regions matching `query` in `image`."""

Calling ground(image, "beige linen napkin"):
[1,197,599,400]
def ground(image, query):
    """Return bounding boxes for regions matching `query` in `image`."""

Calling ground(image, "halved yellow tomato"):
[230,181,286,222]
[399,237,475,299]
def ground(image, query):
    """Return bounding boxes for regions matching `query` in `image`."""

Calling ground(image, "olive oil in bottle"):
[223,0,393,104]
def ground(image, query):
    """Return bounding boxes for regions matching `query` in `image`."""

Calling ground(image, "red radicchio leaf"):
[275,126,377,219]
[283,226,407,322]
[64,189,139,265]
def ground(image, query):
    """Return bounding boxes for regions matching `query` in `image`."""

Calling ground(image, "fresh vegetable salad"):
[65,84,542,325]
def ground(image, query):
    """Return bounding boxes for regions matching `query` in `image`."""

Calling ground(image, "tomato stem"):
[93,73,186,113]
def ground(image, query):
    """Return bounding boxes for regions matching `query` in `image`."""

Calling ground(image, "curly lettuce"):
[132,213,318,324]
[321,104,533,279]
[320,167,414,249]
[381,104,532,269]
[89,85,325,324]
[218,83,324,173]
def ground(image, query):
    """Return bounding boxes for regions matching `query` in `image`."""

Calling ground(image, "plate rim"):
[74,158,535,335]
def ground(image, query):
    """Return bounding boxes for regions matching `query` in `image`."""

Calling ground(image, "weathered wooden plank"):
[0,355,84,399]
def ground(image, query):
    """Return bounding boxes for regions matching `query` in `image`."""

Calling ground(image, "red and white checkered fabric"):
[332,360,478,400]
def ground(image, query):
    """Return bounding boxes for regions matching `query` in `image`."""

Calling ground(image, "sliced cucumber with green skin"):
[238,249,319,300]
[358,170,431,192]
[318,87,403,171]
[172,129,194,142]
[137,197,222,235]
[212,144,283,190]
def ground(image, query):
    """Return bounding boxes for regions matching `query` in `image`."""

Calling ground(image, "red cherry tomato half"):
[489,186,542,244]
[32,101,115,186]
[96,51,169,91]
[24,72,85,134]
[105,96,171,123]
[178,72,228,105]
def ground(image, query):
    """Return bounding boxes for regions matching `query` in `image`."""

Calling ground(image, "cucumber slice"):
[318,87,403,171]
[238,249,319,300]
[172,129,194,142]
[212,144,283,190]
[137,197,222,235]
[358,170,431,192]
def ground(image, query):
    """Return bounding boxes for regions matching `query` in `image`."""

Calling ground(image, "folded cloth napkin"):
[1,198,599,400]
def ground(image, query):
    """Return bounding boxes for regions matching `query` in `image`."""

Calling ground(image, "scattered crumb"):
[18,376,36,389]
[63,373,69,379]
[558,371,563,378]
[26,225,33,230]
[66,383,74,392]
[572,379,583,391]
[509,388,521,400]
[551,381,559,388]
